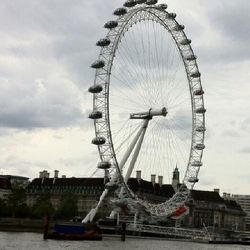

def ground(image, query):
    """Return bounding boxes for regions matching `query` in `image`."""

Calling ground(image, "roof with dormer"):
[26,177,175,198]
[127,178,175,198]
[190,190,224,203]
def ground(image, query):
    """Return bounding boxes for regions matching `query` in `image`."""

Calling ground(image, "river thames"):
[0,232,249,250]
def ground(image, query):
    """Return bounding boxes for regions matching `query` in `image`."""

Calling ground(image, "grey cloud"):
[0,1,111,86]
[53,134,63,140]
[0,1,127,131]
[206,1,250,41]
[239,146,250,154]
[152,111,192,142]
[0,1,118,36]
[0,128,11,136]
[58,150,100,177]
[0,156,49,177]
[0,79,88,129]
[154,112,192,132]
[197,1,250,64]
[241,118,250,131]
[197,172,217,187]
[59,156,88,167]
[0,103,83,129]
[221,129,240,138]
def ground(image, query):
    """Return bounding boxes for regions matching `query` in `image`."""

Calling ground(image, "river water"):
[0,232,249,250]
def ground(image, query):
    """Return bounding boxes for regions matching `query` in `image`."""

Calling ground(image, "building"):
[26,170,175,218]
[0,174,29,199]
[223,199,246,231]
[0,175,29,189]
[185,189,225,228]
[26,172,107,216]
[231,194,250,231]
[0,176,12,199]
[130,171,175,203]
[25,168,246,231]
[172,167,246,231]
[184,189,245,231]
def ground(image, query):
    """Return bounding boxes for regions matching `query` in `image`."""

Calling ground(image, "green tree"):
[0,197,10,217]
[6,188,27,218]
[32,192,54,218]
[55,194,78,219]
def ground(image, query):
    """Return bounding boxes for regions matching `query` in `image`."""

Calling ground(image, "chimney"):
[136,170,141,180]
[54,170,59,179]
[151,174,156,185]
[158,176,163,186]
[53,170,59,184]
[227,193,231,199]
[214,188,220,194]
[39,171,43,178]
[41,170,49,178]
[223,192,227,199]
[62,175,66,178]
[41,170,47,184]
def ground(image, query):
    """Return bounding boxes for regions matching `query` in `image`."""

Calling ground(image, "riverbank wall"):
[0,218,49,232]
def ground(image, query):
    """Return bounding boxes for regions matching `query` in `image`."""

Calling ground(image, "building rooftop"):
[27,177,175,198]
[191,190,225,203]
[224,199,244,212]
[27,177,105,188]
[0,175,29,180]
[128,178,175,198]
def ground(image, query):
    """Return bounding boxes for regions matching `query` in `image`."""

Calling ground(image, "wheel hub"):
[130,107,167,120]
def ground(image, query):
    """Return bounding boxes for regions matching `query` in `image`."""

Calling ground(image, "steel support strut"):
[83,119,148,223]
[83,108,167,223]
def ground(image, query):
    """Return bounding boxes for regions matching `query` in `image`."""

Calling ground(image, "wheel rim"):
[91,4,205,216]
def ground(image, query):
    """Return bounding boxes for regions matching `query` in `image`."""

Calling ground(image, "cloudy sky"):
[0,0,250,195]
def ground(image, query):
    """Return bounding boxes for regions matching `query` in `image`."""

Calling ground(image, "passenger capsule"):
[188,177,199,183]
[114,7,127,16]
[157,3,167,10]
[194,144,205,150]
[167,13,176,19]
[191,161,203,167]
[180,39,191,45]
[92,137,106,145]
[185,55,197,61]
[97,161,111,169]
[124,0,137,7]
[146,0,158,5]
[96,38,111,47]
[88,84,103,94]
[104,20,118,29]
[136,0,147,3]
[91,60,105,69]
[194,89,204,96]
[173,24,185,31]
[195,107,206,114]
[190,72,201,78]
[196,126,206,132]
[89,111,102,119]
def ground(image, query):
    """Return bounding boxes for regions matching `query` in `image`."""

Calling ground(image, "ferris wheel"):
[84,0,205,223]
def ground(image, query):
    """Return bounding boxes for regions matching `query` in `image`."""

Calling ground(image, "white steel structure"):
[84,0,205,223]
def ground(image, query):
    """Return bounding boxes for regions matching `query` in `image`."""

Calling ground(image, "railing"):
[126,223,212,241]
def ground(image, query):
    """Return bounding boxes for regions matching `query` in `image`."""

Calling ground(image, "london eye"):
[85,0,206,223]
